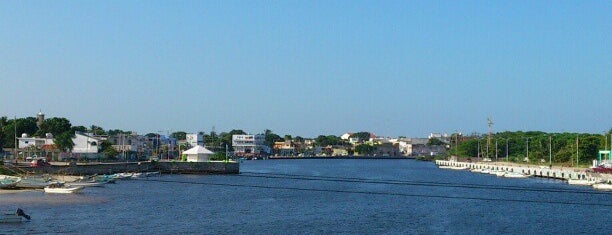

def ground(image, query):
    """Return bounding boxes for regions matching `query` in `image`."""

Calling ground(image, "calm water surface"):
[1,159,611,234]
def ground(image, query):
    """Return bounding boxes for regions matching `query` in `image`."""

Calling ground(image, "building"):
[183,145,213,162]
[72,132,104,154]
[186,133,204,147]
[232,134,269,156]
[18,133,54,149]
[273,140,295,156]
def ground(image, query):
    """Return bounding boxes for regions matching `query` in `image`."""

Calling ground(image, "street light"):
[525,137,530,162]
[505,138,509,162]
[549,135,553,169]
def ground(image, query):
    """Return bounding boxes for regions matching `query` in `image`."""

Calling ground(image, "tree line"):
[450,130,612,166]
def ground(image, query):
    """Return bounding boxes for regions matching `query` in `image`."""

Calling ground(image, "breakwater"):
[435,160,612,182]
[16,161,239,175]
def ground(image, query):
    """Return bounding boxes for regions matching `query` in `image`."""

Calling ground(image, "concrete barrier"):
[18,161,239,175]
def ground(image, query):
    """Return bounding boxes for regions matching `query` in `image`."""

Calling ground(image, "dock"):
[435,160,612,182]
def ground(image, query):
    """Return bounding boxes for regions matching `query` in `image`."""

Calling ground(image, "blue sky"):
[1,1,610,137]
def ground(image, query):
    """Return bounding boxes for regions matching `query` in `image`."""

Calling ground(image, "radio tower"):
[487,117,494,159]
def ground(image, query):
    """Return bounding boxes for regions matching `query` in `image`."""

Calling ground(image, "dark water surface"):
[1,159,611,234]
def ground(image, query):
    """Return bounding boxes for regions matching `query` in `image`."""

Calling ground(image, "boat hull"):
[44,186,84,194]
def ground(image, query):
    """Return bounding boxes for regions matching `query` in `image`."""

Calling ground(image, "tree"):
[355,144,375,155]
[38,117,71,136]
[171,131,187,140]
[100,140,118,159]
[90,125,106,135]
[351,132,371,142]
[54,131,75,153]
[264,130,283,148]
[315,135,340,146]
[427,138,445,146]
[71,126,88,133]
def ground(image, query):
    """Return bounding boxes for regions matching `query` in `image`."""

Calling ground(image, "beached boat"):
[592,183,612,190]
[567,179,600,186]
[44,183,83,194]
[0,208,31,223]
[66,181,105,187]
[0,176,21,189]
[16,175,52,189]
[590,163,612,174]
[503,172,529,178]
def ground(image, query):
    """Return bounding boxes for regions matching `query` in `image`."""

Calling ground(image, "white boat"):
[44,183,84,194]
[503,172,529,178]
[438,165,453,169]
[592,183,612,190]
[567,179,599,186]
[66,181,105,187]
[0,209,31,223]
[470,168,482,173]
[449,166,468,170]
[479,169,491,174]
[495,171,507,177]
[144,171,160,177]
[0,176,21,189]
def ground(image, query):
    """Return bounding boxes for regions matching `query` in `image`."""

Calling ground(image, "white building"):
[183,145,214,162]
[232,134,268,156]
[18,133,54,149]
[186,133,204,147]
[72,132,104,154]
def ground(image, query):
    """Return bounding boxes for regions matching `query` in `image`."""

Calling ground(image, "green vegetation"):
[451,130,612,166]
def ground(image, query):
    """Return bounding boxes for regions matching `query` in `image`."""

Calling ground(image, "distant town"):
[1,112,610,166]
[0,112,452,162]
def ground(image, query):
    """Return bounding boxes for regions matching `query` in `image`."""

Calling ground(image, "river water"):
[1,159,610,234]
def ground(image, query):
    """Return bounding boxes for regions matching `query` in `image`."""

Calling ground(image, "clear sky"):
[1,1,610,138]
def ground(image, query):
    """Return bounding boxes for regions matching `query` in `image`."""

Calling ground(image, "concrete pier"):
[15,161,239,176]
[435,160,612,183]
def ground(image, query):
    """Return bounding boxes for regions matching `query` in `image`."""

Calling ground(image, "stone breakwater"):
[16,161,239,175]
[435,160,612,182]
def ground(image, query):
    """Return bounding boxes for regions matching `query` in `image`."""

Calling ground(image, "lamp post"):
[505,138,509,162]
[549,135,552,169]
[495,139,498,162]
[525,137,529,162]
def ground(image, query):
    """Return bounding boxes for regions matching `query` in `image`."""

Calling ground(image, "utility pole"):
[505,138,509,162]
[525,137,529,162]
[576,136,579,165]
[549,135,552,169]
[487,117,493,160]
[14,116,17,162]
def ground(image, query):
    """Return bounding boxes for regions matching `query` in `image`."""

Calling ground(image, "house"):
[18,133,54,149]
[186,133,205,147]
[72,132,105,156]
[232,134,269,156]
[273,140,295,156]
[340,133,353,140]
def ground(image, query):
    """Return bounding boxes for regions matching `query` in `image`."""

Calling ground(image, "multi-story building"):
[18,133,54,149]
[186,133,204,147]
[72,132,104,154]
[232,134,268,156]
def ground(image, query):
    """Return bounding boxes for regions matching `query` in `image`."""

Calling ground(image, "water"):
[1,159,611,234]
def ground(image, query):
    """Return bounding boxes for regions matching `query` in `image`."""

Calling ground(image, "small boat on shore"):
[0,208,31,223]
[567,179,600,186]
[66,181,105,187]
[0,176,21,189]
[503,172,529,178]
[44,183,83,194]
[592,183,612,190]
